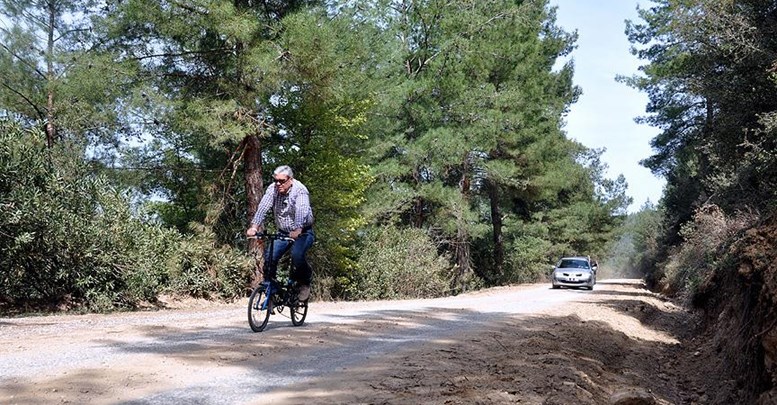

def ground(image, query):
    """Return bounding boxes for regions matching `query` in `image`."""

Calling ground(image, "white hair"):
[273,165,294,178]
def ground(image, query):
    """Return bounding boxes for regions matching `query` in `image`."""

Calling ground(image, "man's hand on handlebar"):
[246,225,263,237]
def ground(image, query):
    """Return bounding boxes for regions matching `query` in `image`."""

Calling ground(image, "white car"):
[551,256,596,290]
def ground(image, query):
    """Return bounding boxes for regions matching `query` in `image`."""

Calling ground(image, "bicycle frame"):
[247,232,308,332]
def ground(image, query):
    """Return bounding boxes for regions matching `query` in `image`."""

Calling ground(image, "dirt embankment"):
[691,213,777,404]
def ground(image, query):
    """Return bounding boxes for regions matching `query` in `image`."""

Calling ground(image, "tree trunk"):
[244,134,264,286]
[244,134,264,222]
[487,180,504,280]
[452,225,471,293]
[413,197,424,228]
[45,0,56,148]
[452,155,472,292]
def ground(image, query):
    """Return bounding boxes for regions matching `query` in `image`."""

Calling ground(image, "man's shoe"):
[297,284,310,301]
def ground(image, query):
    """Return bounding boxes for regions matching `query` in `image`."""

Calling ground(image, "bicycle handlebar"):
[247,232,295,242]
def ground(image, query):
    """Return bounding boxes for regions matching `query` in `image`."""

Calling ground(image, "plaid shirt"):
[251,179,314,232]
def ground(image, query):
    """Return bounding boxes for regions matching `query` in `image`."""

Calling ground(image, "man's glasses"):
[274,177,290,185]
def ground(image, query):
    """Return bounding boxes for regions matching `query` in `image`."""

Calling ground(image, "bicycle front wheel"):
[248,286,272,332]
[290,299,308,326]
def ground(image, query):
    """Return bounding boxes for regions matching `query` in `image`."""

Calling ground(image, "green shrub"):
[662,204,754,299]
[165,227,254,299]
[353,226,451,300]
[501,236,555,283]
[0,122,181,310]
[0,121,254,312]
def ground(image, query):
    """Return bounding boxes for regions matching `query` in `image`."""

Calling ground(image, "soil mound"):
[693,213,777,403]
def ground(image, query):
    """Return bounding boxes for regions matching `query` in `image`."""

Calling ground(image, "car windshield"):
[558,259,590,269]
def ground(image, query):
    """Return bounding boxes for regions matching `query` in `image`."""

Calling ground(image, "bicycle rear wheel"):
[248,285,272,332]
[290,298,308,326]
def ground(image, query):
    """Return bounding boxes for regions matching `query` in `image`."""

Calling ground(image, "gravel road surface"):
[1,280,699,404]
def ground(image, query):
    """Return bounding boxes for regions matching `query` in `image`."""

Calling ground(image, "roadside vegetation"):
[0,0,629,311]
[609,1,777,402]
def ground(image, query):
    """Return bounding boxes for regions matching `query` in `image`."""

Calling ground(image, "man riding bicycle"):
[246,165,315,301]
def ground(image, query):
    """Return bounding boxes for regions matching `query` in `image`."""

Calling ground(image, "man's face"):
[274,174,292,194]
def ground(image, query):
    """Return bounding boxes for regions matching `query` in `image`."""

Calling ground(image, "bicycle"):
[247,232,309,332]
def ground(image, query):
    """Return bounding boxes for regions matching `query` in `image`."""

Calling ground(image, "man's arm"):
[289,188,311,239]
[293,189,312,230]
[247,185,274,235]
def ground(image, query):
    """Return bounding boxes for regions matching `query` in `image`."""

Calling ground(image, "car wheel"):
[552,284,560,289]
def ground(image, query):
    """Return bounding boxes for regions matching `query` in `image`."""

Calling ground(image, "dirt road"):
[1,280,718,404]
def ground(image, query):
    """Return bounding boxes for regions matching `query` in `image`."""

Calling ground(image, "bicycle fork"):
[255,281,275,312]
[259,280,289,314]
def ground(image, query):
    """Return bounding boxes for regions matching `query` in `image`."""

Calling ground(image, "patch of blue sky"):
[550,0,664,213]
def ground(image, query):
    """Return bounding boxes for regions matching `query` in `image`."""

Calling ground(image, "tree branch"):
[0,81,45,120]
[169,0,209,15]
[53,27,91,43]
[132,47,232,61]
[0,43,47,79]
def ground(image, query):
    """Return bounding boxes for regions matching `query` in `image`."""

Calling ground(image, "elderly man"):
[246,165,314,301]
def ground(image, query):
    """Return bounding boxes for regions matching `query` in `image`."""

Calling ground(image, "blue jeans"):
[263,229,315,285]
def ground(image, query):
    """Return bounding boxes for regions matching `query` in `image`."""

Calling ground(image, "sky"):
[549,0,665,213]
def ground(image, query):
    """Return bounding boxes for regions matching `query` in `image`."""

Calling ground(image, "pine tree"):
[0,0,129,149]
[623,0,777,239]
[352,0,623,288]
[103,0,371,285]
